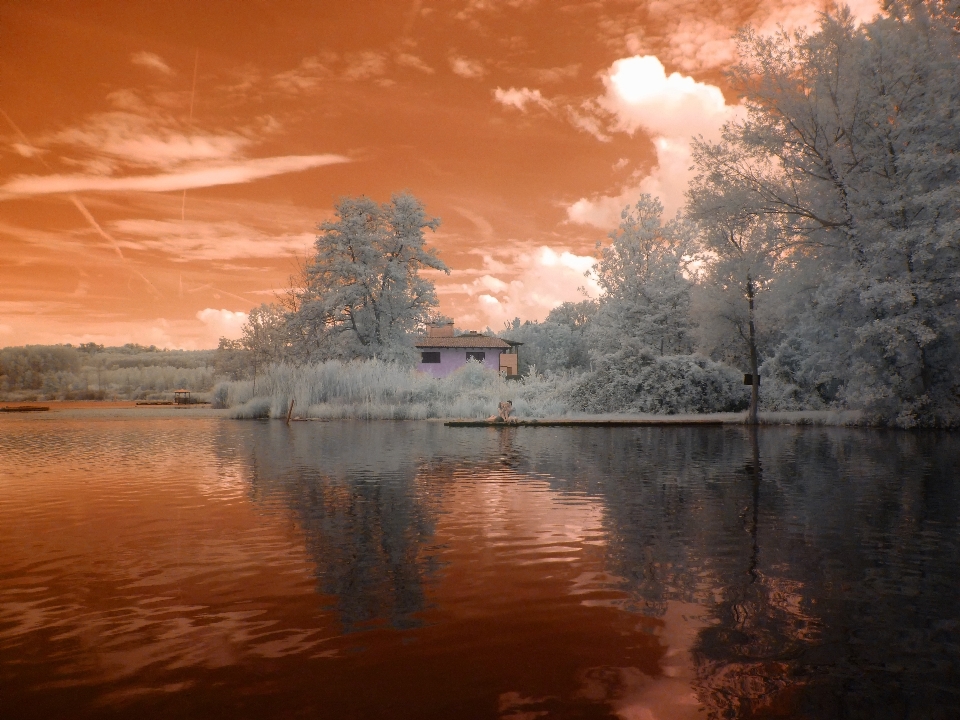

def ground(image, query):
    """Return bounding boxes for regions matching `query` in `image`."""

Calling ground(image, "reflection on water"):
[1,418,958,719]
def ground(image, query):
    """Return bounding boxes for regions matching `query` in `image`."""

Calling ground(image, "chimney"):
[428,320,455,337]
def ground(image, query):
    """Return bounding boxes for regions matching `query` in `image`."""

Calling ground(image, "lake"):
[1,417,958,719]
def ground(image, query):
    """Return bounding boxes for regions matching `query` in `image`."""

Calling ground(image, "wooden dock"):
[1,405,50,413]
[444,417,734,427]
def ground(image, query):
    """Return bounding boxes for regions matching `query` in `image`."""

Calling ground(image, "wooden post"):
[286,397,295,425]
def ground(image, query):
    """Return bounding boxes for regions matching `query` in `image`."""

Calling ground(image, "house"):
[414,321,521,379]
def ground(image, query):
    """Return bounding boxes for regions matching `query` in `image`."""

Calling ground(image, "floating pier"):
[444,417,732,427]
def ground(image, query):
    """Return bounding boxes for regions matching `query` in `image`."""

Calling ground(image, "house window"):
[466,351,485,362]
[421,351,441,363]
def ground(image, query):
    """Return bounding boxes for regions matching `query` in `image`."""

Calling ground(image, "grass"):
[223,360,574,420]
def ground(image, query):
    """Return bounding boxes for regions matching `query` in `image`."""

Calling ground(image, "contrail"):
[0,107,162,298]
[181,48,199,222]
[185,282,255,305]
[401,0,423,38]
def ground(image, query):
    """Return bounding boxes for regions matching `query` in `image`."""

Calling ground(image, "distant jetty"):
[445,417,730,427]
[1,405,50,413]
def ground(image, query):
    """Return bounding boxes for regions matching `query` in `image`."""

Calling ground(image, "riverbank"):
[444,410,865,427]
[0,401,867,426]
[0,400,230,420]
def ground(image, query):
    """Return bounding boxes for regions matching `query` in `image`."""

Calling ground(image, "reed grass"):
[223,360,573,420]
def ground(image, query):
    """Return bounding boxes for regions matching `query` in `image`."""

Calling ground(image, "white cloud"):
[493,86,551,111]
[599,55,737,139]
[52,112,251,169]
[197,308,248,342]
[568,55,742,225]
[0,154,350,198]
[130,51,174,75]
[457,246,600,327]
[450,56,486,78]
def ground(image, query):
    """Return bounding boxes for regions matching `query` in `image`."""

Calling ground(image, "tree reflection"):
[217,421,960,717]
[515,426,960,719]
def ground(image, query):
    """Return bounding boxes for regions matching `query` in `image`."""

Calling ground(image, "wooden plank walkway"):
[444,417,734,427]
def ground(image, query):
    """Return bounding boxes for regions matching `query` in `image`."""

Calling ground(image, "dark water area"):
[1,418,958,719]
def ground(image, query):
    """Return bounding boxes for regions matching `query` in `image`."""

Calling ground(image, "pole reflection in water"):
[0,418,957,719]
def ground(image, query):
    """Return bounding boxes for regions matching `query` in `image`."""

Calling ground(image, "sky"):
[0,0,879,349]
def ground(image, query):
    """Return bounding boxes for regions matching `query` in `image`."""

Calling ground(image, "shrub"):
[568,352,749,414]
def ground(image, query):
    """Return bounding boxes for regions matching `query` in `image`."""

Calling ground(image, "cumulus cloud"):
[568,55,742,224]
[450,56,486,78]
[197,308,248,342]
[599,55,737,138]
[130,51,174,75]
[493,87,551,112]
[0,154,350,198]
[457,246,600,327]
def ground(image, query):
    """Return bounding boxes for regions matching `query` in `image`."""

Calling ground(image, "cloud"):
[11,142,43,158]
[130,51,174,75]
[395,53,435,74]
[568,55,743,225]
[449,56,486,78]
[197,308,248,342]
[657,16,738,72]
[0,154,350,198]
[493,87,551,112]
[456,246,600,327]
[530,63,581,84]
[271,56,334,93]
[52,112,251,169]
[343,51,388,80]
[599,55,737,138]
[111,219,314,260]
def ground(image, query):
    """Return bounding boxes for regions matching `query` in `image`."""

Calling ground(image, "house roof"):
[413,334,511,349]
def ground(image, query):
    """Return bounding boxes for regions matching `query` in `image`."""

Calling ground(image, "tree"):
[289,193,449,362]
[687,157,800,423]
[590,195,696,359]
[687,3,960,425]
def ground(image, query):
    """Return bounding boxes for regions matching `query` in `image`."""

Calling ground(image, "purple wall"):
[417,347,503,378]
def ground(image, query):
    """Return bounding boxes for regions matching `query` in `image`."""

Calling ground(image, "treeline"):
[0,344,219,400]
[222,3,958,427]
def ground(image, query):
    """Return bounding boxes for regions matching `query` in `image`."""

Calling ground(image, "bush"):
[568,352,749,414]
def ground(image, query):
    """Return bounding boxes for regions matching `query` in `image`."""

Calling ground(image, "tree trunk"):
[747,276,760,426]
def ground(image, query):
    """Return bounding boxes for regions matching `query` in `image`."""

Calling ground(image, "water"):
[1,417,958,719]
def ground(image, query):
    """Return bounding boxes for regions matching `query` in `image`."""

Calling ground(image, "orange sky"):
[0,0,879,348]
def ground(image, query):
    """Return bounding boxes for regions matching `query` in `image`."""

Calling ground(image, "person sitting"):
[487,400,514,423]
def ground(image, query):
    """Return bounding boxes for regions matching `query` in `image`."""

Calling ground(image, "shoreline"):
[0,402,921,429]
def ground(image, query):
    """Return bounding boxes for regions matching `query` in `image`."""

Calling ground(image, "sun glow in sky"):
[0,0,878,348]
